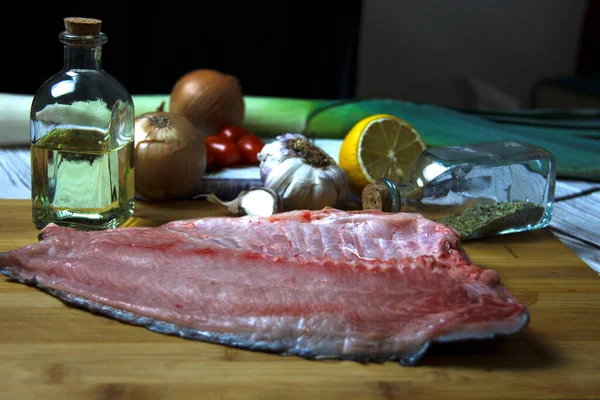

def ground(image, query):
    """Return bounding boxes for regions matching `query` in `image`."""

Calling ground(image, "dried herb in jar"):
[436,200,546,240]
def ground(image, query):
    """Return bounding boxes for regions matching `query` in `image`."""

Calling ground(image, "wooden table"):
[1,200,600,400]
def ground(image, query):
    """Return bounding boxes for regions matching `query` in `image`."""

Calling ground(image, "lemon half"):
[339,114,426,194]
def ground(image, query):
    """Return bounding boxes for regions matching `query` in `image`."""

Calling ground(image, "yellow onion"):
[134,111,206,201]
[169,69,245,135]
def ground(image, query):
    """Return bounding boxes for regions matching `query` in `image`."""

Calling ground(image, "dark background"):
[3,1,363,99]
[2,1,599,109]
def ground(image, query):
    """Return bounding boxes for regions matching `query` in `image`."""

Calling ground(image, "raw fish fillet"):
[0,208,528,365]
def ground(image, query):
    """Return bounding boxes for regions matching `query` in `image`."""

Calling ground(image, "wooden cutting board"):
[1,199,599,400]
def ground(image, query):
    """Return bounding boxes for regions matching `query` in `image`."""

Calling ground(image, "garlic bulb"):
[258,134,349,211]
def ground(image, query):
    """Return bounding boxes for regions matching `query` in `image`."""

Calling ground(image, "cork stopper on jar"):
[361,183,393,212]
[64,17,102,36]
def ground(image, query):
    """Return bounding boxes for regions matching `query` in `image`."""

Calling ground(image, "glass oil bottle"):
[30,17,135,230]
[362,141,556,240]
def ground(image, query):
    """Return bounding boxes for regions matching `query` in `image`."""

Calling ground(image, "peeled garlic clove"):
[195,187,281,217]
[239,188,281,216]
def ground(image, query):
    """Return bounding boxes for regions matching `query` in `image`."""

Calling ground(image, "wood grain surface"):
[1,199,599,400]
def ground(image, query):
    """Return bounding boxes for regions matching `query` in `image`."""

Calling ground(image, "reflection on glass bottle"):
[362,141,556,240]
[30,17,135,230]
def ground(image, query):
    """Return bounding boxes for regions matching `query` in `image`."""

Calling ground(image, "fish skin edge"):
[0,267,529,367]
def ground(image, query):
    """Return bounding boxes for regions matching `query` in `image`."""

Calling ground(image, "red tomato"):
[204,136,241,167]
[237,134,265,165]
[204,144,216,171]
[218,125,253,142]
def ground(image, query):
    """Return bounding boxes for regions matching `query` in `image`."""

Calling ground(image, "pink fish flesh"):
[0,208,528,365]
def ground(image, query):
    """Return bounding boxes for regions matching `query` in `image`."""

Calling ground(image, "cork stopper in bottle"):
[361,183,393,212]
[64,17,102,35]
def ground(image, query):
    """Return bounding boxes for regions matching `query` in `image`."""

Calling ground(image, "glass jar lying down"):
[361,140,556,240]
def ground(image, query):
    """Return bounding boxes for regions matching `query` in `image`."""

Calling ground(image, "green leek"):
[131,94,333,138]
[129,94,600,180]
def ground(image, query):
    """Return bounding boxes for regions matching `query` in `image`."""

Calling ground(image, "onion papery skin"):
[134,112,207,201]
[169,69,245,136]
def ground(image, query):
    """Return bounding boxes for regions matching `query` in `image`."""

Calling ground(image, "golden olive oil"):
[31,127,135,230]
